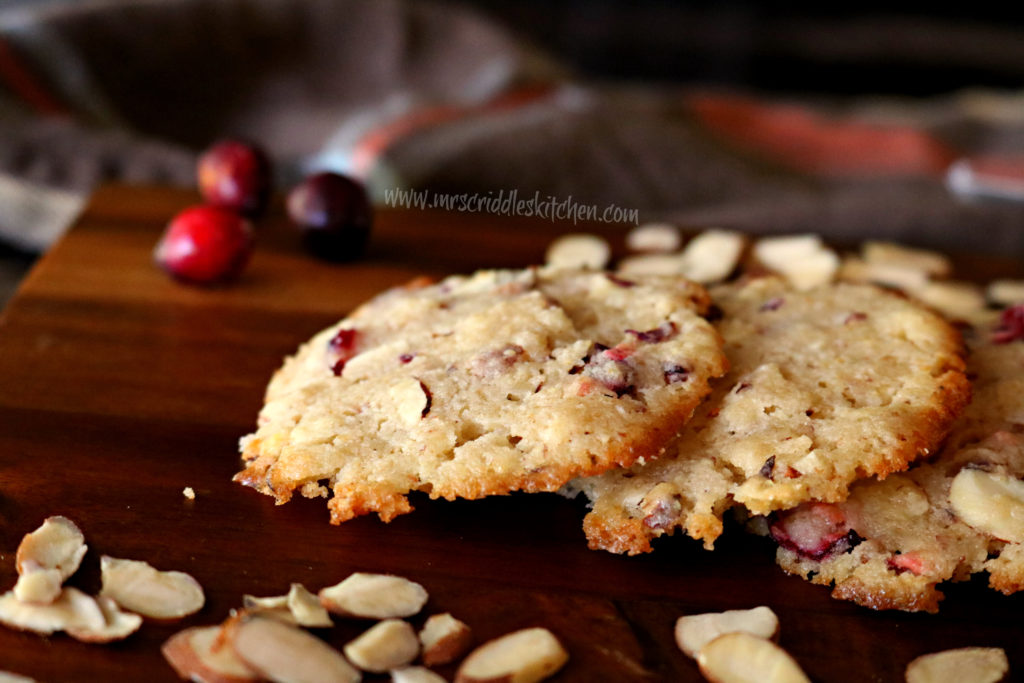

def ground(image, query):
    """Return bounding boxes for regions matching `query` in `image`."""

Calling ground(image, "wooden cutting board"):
[0,184,1021,682]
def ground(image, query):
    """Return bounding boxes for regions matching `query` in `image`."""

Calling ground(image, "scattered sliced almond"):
[0,587,104,636]
[455,627,568,683]
[232,614,360,683]
[862,241,952,278]
[626,223,682,253]
[0,672,38,683]
[99,555,205,620]
[697,632,810,683]
[66,595,143,643]
[13,568,63,605]
[344,618,419,673]
[545,234,611,270]
[753,235,838,291]
[420,612,473,666]
[905,647,1009,683]
[987,280,1024,307]
[287,583,333,628]
[391,666,447,683]
[949,468,1024,543]
[319,573,428,619]
[163,625,260,683]
[678,230,745,284]
[839,256,929,291]
[909,281,989,324]
[617,253,685,276]
[183,487,196,501]
[674,606,780,658]
[14,516,88,604]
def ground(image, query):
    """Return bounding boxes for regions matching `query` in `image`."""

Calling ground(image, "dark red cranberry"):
[328,328,359,375]
[582,346,637,397]
[287,172,373,262]
[992,304,1024,344]
[662,363,690,384]
[760,297,785,312]
[626,321,678,343]
[769,503,853,560]
[154,205,253,285]
[197,139,272,218]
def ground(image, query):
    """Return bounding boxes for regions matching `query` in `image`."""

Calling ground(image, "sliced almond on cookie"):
[344,618,419,673]
[674,606,779,658]
[754,235,838,291]
[678,230,745,284]
[909,281,989,324]
[862,241,951,278]
[546,234,611,270]
[0,587,104,636]
[14,516,88,604]
[949,468,1024,543]
[420,612,473,666]
[319,573,428,619]
[162,625,260,682]
[617,253,685,276]
[697,632,809,683]
[232,614,360,683]
[626,223,682,253]
[905,647,1008,683]
[99,556,205,620]
[455,627,568,683]
[66,595,143,643]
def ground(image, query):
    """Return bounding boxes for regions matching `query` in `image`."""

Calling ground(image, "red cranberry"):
[197,139,272,218]
[287,172,373,261]
[154,205,253,285]
[992,304,1024,344]
[769,503,856,560]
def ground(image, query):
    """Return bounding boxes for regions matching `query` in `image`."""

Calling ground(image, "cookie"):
[565,276,969,554]
[762,312,1024,612]
[235,267,727,524]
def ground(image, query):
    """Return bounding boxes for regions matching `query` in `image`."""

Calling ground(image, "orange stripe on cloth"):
[687,92,956,177]
[351,85,557,176]
[0,37,66,115]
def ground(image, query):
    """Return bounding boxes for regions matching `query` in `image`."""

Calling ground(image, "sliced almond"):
[344,618,419,673]
[14,516,88,605]
[420,612,473,666]
[232,614,360,683]
[162,625,260,683]
[674,606,779,658]
[99,555,205,620]
[697,632,809,683]
[319,573,428,619]
[455,627,568,683]
[0,587,104,636]
[909,281,989,323]
[987,279,1024,307]
[626,223,682,253]
[862,241,952,278]
[545,234,611,270]
[839,256,929,291]
[13,568,63,605]
[949,468,1024,543]
[66,595,143,643]
[678,230,745,284]
[390,377,431,426]
[287,583,333,628]
[905,647,1008,683]
[753,235,838,291]
[391,666,447,683]
[0,672,38,683]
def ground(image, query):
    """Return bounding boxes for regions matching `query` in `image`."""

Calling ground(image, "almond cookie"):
[761,310,1024,612]
[566,277,969,554]
[235,268,727,523]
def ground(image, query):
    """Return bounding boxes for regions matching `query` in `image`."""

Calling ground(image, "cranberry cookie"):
[762,311,1024,612]
[566,277,969,554]
[235,268,727,523]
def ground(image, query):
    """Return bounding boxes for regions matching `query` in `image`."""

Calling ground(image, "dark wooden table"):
[0,185,1021,682]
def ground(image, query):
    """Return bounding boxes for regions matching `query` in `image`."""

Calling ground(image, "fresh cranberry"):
[581,345,637,397]
[662,363,690,384]
[154,205,253,285]
[327,328,359,375]
[197,139,272,218]
[287,172,373,261]
[887,551,926,575]
[769,503,855,560]
[626,321,678,343]
[992,304,1024,344]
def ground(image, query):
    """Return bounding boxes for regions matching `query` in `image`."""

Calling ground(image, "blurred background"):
[1,0,1023,305]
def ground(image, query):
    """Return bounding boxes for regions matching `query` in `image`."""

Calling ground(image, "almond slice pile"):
[0,516,202,646]
[164,571,568,683]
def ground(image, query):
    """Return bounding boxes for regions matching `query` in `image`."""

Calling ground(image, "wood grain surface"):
[0,184,1021,682]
